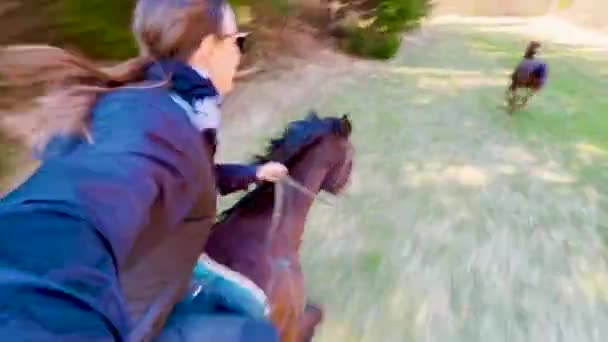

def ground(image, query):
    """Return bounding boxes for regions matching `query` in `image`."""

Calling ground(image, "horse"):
[505,41,548,114]
[204,112,354,342]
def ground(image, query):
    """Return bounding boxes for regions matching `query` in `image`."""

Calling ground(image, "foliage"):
[372,0,432,34]
[228,0,292,23]
[48,0,138,59]
[339,0,432,59]
[341,27,401,60]
[46,0,292,59]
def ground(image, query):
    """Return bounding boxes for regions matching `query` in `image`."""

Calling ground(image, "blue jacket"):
[0,67,257,268]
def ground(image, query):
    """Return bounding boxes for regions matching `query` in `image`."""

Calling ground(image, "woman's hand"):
[256,162,288,183]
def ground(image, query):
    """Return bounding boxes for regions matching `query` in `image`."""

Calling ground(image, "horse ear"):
[338,114,352,137]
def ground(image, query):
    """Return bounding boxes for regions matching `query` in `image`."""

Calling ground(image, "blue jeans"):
[185,254,269,319]
[157,313,278,342]
[0,205,278,342]
[155,255,277,341]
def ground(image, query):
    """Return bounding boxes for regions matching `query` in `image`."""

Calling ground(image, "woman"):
[0,0,284,340]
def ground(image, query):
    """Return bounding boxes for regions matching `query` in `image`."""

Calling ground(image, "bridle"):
[262,176,321,332]
[263,142,352,332]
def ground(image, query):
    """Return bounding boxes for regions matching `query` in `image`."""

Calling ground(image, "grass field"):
[1,15,607,342]
[219,19,608,341]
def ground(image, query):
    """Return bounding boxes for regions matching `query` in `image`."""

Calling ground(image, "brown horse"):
[506,41,548,114]
[204,112,353,342]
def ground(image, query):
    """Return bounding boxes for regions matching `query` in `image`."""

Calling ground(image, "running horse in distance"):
[506,41,548,113]
[205,112,354,341]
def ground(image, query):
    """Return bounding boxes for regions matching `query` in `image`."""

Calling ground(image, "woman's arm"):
[215,161,289,196]
[215,163,258,196]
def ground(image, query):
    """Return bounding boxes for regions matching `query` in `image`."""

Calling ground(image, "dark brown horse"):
[205,112,353,342]
[506,41,548,114]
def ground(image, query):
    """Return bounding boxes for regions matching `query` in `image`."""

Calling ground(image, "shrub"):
[48,0,138,59]
[373,0,431,33]
[339,0,431,59]
[47,0,291,60]
[341,27,401,60]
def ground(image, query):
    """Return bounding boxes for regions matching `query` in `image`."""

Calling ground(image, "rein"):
[257,134,353,333]
[263,145,353,328]
[266,175,334,250]
[263,175,332,332]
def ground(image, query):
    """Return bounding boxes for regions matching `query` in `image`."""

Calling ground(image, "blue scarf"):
[145,59,219,107]
[146,60,221,150]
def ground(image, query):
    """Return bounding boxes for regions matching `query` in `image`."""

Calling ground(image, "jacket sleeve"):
[215,163,259,195]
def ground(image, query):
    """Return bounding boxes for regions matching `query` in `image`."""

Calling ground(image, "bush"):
[46,0,291,60]
[48,0,138,59]
[339,0,431,59]
[24,0,430,61]
[341,27,401,60]
[373,0,431,33]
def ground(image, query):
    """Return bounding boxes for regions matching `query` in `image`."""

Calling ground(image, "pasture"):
[220,16,608,342]
[0,14,606,342]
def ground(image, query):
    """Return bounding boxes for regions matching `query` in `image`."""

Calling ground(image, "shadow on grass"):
[299,26,608,341]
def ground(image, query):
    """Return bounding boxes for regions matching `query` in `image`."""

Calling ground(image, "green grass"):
[467,34,608,150]
[220,22,608,341]
[466,32,608,216]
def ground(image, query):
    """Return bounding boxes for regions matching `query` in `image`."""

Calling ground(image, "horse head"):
[255,110,353,196]
[218,111,354,221]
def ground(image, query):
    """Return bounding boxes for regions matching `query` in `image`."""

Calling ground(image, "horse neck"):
[273,150,329,251]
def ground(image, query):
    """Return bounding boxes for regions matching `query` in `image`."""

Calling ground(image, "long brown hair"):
[0,0,226,148]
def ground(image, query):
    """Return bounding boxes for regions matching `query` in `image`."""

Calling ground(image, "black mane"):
[218,111,351,220]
